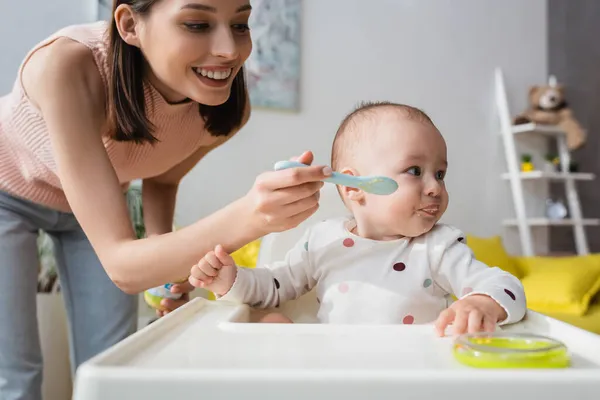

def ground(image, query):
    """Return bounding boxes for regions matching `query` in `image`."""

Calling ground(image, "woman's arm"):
[27,39,328,294]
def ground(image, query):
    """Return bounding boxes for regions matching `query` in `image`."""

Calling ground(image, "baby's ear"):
[339,167,365,203]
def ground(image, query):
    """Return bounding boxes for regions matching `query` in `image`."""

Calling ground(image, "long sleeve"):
[218,228,315,308]
[429,225,527,325]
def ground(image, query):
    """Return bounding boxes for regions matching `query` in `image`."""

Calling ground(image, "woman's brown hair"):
[106,0,248,144]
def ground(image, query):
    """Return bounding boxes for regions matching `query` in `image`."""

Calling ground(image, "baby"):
[189,101,527,336]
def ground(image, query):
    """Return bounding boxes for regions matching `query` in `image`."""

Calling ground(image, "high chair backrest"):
[256,184,349,323]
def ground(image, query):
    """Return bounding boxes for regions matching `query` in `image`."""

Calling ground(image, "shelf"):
[501,171,595,181]
[503,218,600,227]
[511,123,565,136]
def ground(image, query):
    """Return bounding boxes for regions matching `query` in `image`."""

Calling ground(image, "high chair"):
[73,185,600,400]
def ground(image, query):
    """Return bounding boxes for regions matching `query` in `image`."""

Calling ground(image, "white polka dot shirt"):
[219,218,527,325]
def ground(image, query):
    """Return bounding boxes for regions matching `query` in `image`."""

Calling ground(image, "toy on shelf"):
[520,154,534,172]
[546,198,568,220]
[513,75,586,150]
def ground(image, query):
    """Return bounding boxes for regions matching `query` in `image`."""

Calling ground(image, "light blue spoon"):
[273,160,398,195]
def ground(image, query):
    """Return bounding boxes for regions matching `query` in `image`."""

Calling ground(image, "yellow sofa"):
[230,235,600,335]
[466,235,600,335]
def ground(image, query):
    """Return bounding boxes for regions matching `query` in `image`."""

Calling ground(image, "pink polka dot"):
[402,315,414,324]
[343,238,355,247]
[338,282,349,293]
[462,287,473,296]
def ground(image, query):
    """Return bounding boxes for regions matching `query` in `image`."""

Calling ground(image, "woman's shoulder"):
[22,35,106,117]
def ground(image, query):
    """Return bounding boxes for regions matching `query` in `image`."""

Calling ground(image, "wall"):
[0,0,97,93]
[548,0,600,254]
[0,0,549,254]
[176,0,549,254]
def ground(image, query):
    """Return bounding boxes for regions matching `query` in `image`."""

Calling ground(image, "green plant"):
[521,154,532,163]
[126,181,146,239]
[37,230,58,293]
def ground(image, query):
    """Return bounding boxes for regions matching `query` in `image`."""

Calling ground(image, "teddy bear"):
[513,77,586,150]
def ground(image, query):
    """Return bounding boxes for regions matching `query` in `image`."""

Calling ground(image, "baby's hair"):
[331,101,434,171]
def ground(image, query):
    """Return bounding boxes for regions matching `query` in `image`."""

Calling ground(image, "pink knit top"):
[0,21,219,212]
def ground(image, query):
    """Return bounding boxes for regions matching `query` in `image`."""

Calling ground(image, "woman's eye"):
[184,23,210,32]
[232,23,251,34]
[437,170,446,180]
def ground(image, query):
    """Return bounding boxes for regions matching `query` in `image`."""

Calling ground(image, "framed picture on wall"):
[245,0,302,112]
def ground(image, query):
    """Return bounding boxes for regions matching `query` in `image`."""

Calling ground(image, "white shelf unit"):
[502,218,600,227]
[511,123,564,136]
[500,171,595,181]
[495,68,593,256]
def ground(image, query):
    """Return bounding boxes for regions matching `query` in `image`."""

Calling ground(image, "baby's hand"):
[434,294,508,337]
[188,245,238,297]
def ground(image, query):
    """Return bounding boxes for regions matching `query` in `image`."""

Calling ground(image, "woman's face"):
[135,0,252,105]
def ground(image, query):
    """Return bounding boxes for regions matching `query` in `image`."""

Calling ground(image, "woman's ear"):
[114,4,142,48]
[339,167,365,204]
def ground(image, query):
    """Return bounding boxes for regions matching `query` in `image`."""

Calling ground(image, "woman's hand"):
[245,151,331,234]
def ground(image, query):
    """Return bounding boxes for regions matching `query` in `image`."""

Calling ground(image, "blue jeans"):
[0,191,137,400]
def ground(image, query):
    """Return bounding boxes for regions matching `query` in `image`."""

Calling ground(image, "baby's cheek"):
[386,198,414,220]
[441,190,450,210]
[393,187,416,208]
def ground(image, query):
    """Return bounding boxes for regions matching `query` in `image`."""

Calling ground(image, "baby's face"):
[343,112,449,239]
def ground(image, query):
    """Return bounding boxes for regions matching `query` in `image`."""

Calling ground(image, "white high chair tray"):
[73,297,600,400]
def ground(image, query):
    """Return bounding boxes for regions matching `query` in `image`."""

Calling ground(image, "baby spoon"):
[273,160,398,195]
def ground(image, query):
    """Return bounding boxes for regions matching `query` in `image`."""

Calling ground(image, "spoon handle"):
[273,160,363,189]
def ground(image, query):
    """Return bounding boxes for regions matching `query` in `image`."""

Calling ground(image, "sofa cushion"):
[231,239,261,268]
[543,296,600,334]
[516,254,600,316]
[465,235,523,278]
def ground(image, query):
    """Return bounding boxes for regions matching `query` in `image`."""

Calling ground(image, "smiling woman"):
[107,0,252,142]
[0,1,331,398]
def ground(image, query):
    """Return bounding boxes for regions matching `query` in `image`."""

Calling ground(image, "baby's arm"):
[430,226,526,325]
[190,229,316,309]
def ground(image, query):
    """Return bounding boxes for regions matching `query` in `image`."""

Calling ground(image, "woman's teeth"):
[194,67,232,80]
